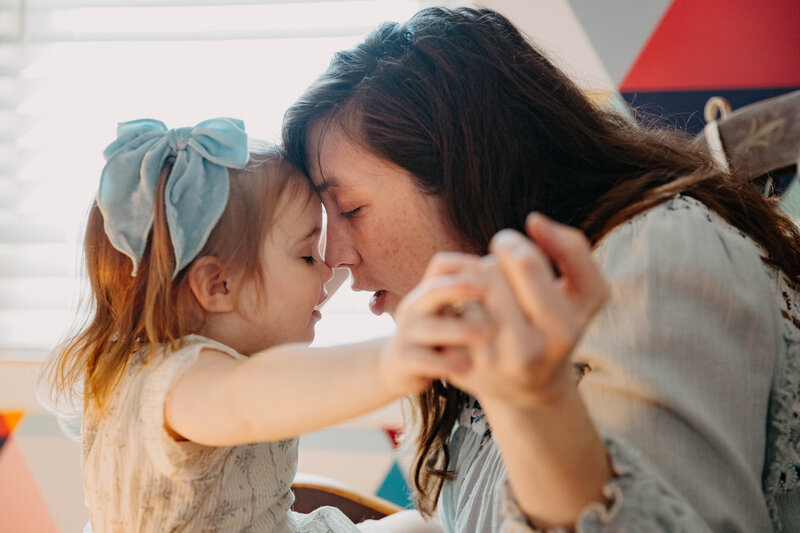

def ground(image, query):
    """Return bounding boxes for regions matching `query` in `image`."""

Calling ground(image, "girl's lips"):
[312,309,322,321]
[368,290,387,316]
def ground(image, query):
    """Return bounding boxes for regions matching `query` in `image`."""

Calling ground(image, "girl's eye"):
[339,207,361,219]
[302,256,316,265]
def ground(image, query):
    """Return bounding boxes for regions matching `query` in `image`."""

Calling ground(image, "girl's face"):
[307,122,468,318]
[236,188,332,353]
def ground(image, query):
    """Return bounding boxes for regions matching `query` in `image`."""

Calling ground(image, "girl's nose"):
[318,259,334,284]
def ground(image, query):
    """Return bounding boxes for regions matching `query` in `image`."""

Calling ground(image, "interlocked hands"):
[384,213,609,410]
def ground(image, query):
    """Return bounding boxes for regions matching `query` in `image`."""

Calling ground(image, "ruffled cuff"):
[498,437,710,533]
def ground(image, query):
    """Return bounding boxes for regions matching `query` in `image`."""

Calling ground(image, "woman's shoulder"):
[598,194,750,247]
[593,194,768,281]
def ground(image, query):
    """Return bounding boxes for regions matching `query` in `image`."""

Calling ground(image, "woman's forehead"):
[308,121,412,193]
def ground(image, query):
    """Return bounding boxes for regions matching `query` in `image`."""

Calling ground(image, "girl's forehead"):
[269,194,321,247]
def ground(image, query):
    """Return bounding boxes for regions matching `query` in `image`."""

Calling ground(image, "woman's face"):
[307,122,468,317]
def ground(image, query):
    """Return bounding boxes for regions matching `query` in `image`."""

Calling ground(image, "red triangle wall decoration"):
[621,0,800,91]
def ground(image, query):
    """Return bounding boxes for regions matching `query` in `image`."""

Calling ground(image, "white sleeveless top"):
[82,335,380,532]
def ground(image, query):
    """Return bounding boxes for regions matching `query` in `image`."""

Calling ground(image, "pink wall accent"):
[0,438,60,533]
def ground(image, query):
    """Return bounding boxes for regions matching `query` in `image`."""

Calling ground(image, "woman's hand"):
[442,214,613,528]
[379,254,489,396]
[447,213,608,411]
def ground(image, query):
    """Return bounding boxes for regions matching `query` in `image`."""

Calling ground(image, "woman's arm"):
[165,269,487,447]
[450,202,777,531]
[447,216,613,527]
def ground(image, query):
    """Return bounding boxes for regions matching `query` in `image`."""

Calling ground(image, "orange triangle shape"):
[1,411,24,434]
[0,438,60,533]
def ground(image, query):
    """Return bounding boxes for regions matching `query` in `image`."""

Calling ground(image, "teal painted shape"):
[376,461,414,509]
[781,175,800,218]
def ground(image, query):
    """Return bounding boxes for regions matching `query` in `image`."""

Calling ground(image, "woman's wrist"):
[478,386,613,528]
[476,360,577,415]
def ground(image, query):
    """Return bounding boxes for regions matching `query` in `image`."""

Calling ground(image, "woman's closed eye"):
[302,255,316,265]
[339,206,361,219]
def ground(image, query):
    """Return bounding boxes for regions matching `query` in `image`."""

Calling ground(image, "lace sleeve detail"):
[498,437,712,533]
[495,195,779,532]
[762,271,800,528]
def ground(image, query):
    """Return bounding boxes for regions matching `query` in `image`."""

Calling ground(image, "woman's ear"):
[187,256,235,313]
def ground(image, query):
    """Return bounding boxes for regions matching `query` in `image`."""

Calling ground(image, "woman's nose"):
[323,221,359,269]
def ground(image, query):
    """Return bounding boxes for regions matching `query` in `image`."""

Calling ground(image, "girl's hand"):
[380,253,489,396]
[447,214,608,411]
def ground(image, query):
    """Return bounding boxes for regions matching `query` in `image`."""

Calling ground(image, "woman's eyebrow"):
[315,176,353,194]
[314,178,336,194]
[299,226,321,242]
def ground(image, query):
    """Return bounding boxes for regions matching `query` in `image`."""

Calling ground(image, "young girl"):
[42,117,483,532]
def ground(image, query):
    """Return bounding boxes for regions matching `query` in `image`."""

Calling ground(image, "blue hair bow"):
[97,117,248,277]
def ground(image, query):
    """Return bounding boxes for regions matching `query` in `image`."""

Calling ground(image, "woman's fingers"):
[525,213,608,315]
[478,255,530,330]
[488,229,571,338]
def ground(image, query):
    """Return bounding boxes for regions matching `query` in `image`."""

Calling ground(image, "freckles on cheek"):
[368,218,405,263]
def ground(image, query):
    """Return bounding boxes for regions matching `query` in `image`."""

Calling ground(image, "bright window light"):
[2,1,419,360]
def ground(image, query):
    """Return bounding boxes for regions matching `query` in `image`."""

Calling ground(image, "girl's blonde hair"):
[43,143,312,416]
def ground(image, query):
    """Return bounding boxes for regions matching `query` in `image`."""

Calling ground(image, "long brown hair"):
[282,7,800,514]
[43,144,311,417]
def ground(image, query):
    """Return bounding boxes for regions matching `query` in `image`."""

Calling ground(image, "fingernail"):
[527,212,551,240]
[491,229,521,249]
[526,212,542,224]
[479,255,497,268]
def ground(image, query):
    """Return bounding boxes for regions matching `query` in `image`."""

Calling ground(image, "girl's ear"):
[187,256,235,313]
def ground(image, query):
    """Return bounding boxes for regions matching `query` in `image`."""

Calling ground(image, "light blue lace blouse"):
[439,195,800,532]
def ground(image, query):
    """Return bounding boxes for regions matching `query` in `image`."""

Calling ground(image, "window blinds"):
[1,0,413,360]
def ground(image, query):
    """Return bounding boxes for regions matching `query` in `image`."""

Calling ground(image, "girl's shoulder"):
[173,334,247,362]
[121,334,245,373]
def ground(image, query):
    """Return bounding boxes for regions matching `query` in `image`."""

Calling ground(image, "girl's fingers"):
[525,213,608,315]
[401,274,486,316]
[402,315,490,347]
[406,345,473,377]
[422,251,482,280]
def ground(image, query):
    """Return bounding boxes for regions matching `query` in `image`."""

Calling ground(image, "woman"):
[282,7,800,532]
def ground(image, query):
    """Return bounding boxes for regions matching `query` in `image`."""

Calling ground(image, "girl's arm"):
[164,271,487,446]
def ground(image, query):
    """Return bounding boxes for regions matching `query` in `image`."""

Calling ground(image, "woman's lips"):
[368,290,387,316]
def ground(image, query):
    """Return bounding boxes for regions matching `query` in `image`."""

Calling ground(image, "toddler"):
[42,118,483,532]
